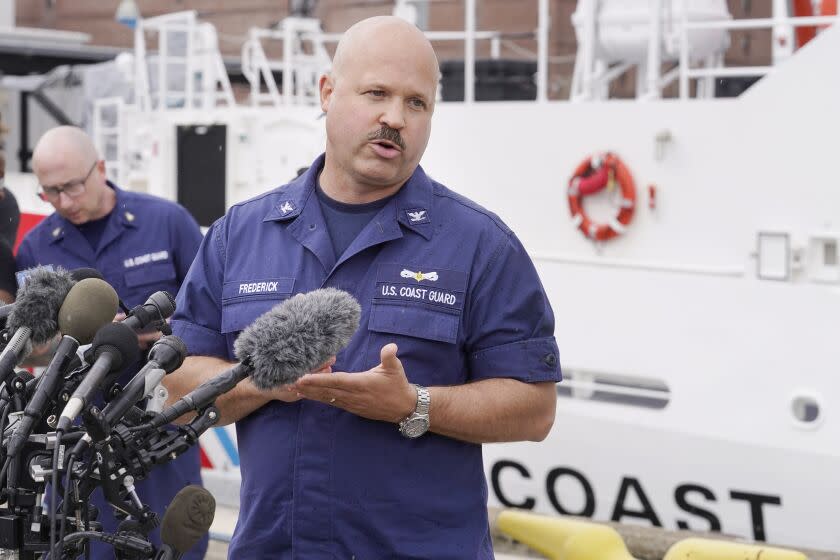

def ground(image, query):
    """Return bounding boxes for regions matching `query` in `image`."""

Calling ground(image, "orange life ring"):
[567,153,636,242]
[793,0,837,48]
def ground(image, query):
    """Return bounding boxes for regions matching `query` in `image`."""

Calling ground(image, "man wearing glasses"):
[14,125,207,560]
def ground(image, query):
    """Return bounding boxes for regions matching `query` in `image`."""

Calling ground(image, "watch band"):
[398,384,431,438]
[414,384,430,416]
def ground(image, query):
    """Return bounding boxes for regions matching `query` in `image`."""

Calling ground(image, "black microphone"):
[157,485,215,560]
[148,288,360,428]
[102,335,187,427]
[5,278,119,457]
[69,267,104,282]
[0,266,75,382]
[56,322,139,433]
[123,291,176,332]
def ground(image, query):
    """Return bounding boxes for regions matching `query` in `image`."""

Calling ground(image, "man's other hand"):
[269,356,336,403]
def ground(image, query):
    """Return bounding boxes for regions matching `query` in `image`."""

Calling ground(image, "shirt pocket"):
[366,302,464,387]
[123,261,179,303]
[368,302,459,343]
[220,277,295,335]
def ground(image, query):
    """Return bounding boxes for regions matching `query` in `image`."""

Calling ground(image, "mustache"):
[367,127,406,151]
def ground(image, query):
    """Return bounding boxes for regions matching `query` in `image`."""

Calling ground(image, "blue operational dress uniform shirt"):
[16,182,208,560]
[172,155,561,559]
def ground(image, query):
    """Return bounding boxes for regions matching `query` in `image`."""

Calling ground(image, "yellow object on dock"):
[664,537,808,560]
[495,510,637,560]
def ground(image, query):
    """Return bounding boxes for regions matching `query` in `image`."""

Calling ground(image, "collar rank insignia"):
[280,201,295,215]
[406,209,429,224]
[400,268,438,282]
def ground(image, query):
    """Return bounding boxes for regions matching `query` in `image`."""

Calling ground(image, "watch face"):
[402,417,430,438]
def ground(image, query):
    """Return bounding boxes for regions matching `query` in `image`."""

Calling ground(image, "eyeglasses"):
[37,161,97,202]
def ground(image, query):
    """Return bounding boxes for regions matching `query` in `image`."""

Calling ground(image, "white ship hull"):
[6,8,839,554]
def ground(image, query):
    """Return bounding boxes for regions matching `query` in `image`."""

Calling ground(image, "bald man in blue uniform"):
[16,126,207,560]
[167,16,560,559]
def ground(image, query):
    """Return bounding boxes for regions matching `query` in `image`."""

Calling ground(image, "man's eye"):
[367,90,385,97]
[409,98,427,109]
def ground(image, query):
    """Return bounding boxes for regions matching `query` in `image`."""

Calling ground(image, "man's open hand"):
[293,343,417,423]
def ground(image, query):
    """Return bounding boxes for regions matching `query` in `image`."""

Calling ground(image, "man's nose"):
[380,99,406,130]
[55,191,74,209]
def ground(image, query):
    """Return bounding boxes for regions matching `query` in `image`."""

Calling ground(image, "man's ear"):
[96,159,107,175]
[319,74,334,113]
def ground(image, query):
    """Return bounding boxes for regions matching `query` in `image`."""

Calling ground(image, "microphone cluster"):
[0,266,360,559]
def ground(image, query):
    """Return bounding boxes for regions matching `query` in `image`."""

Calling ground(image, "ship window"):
[790,392,822,429]
[807,235,840,283]
[556,370,669,410]
[823,240,837,266]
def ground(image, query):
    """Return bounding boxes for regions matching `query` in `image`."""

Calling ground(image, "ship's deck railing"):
[242,0,551,107]
[251,1,839,106]
[122,3,840,115]
[571,2,838,101]
[133,10,234,112]
[677,14,838,99]
[92,97,125,184]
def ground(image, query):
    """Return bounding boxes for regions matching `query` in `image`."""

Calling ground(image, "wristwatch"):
[398,384,430,439]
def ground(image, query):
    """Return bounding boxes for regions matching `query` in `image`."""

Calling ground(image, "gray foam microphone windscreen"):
[7,266,75,345]
[234,288,361,389]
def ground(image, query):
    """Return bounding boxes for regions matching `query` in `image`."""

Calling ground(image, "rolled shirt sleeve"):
[170,204,204,284]
[171,219,229,358]
[465,230,560,384]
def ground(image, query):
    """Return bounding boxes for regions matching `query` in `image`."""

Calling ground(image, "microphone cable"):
[0,399,8,455]
[51,530,153,556]
[0,457,9,493]
[57,455,76,559]
[1,456,11,496]
[50,432,62,558]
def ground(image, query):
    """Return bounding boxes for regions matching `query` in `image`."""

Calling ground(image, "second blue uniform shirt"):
[16,182,207,560]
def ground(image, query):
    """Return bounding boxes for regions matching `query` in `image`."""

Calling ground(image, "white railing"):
[92,97,125,184]
[571,1,837,102]
[134,11,234,112]
[243,0,551,106]
[677,14,839,99]
[242,18,332,107]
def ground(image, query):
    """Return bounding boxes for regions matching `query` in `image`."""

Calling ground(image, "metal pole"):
[581,0,597,101]
[646,0,662,99]
[184,16,195,110]
[537,0,549,102]
[465,0,476,103]
[0,0,14,28]
[283,20,293,106]
[159,23,168,110]
[772,0,794,64]
[679,0,689,99]
[134,21,148,112]
[491,36,500,59]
